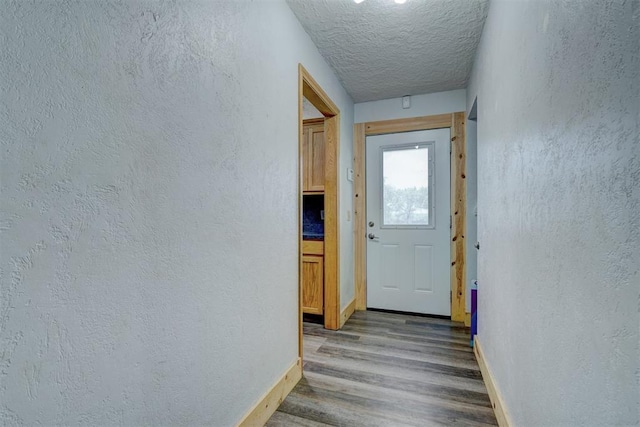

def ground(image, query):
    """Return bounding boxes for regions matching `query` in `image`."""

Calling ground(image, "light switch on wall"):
[402,95,411,109]
[346,210,351,221]
[347,168,354,182]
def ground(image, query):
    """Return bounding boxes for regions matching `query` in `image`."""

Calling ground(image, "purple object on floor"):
[470,286,477,347]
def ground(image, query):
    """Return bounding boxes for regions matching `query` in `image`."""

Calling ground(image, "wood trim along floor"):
[237,358,302,427]
[339,297,356,328]
[474,337,512,427]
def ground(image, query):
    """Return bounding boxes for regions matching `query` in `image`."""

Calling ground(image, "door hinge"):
[449,140,452,154]
[449,215,452,229]
[450,291,452,303]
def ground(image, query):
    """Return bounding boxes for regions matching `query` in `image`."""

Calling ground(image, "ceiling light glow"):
[394,0,407,3]
[354,0,365,3]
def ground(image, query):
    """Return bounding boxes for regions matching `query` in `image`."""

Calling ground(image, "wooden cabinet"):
[302,240,324,315]
[302,255,324,315]
[301,120,325,315]
[302,120,325,193]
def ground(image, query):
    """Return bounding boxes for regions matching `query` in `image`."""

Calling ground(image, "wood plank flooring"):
[266,310,496,427]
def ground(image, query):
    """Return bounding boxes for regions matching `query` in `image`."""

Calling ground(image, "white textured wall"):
[467,0,639,425]
[354,89,466,123]
[341,143,355,310]
[0,0,353,425]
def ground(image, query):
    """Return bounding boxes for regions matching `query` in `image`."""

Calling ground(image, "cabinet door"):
[302,255,324,315]
[302,127,311,192]
[307,125,325,192]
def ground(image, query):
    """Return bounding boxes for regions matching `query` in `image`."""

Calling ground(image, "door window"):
[381,143,434,228]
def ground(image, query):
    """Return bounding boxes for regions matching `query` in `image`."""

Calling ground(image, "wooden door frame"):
[353,113,467,322]
[298,64,341,359]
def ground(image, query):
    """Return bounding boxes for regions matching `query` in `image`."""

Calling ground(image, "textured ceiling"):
[287,0,489,102]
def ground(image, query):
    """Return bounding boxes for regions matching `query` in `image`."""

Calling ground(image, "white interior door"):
[366,128,451,316]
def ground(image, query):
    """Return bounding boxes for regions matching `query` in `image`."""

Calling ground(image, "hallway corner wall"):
[466,0,639,425]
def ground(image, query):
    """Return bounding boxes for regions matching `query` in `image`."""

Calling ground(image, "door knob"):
[368,233,379,240]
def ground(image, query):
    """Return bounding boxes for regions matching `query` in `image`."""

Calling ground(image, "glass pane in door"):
[382,144,432,227]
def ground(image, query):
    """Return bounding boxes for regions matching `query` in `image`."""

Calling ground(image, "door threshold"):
[366,307,451,320]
